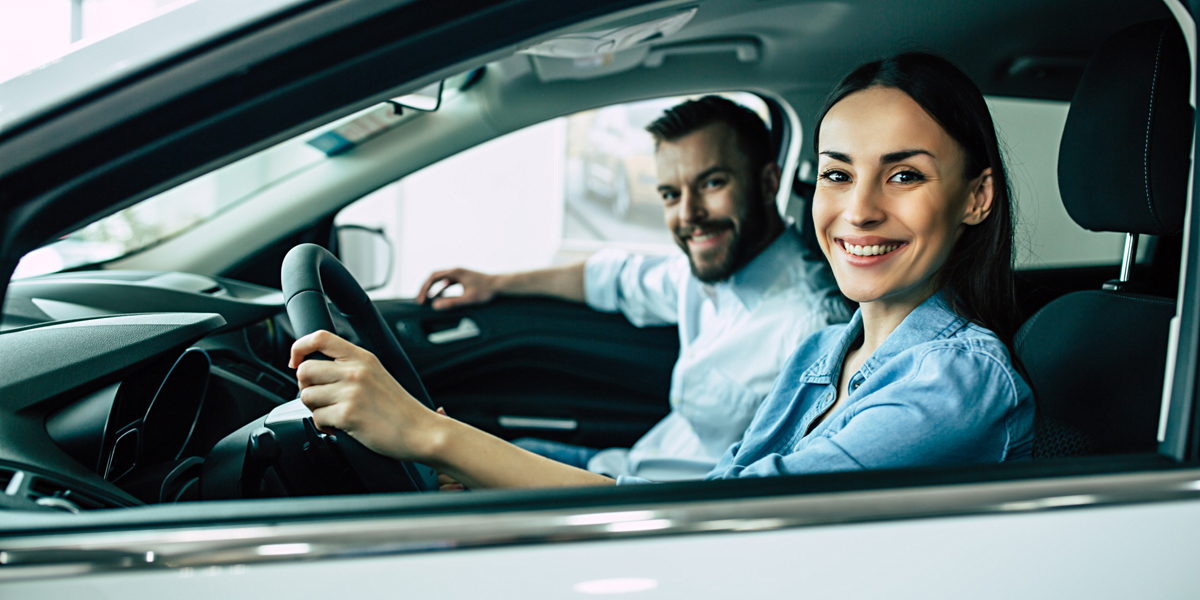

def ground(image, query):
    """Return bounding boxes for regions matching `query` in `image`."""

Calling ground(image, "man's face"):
[655,122,777,283]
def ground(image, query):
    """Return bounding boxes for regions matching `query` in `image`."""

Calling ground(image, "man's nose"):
[680,187,707,223]
[844,182,885,228]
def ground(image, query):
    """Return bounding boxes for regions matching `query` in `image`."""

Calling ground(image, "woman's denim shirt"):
[618,293,1035,484]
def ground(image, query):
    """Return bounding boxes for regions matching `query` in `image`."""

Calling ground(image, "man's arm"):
[416,262,585,310]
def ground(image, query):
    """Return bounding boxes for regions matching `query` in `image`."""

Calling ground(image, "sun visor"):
[523,8,696,82]
[521,9,695,58]
[529,47,653,82]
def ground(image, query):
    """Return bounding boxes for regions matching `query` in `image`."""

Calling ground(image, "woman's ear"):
[962,167,994,226]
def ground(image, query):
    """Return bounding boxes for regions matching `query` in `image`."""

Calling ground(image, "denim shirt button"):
[850,378,861,391]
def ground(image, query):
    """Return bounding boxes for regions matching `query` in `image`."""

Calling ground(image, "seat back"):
[1019,19,1192,458]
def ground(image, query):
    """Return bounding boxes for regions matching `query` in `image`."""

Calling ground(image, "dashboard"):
[0,271,302,512]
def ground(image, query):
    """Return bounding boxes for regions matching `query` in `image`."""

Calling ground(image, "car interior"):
[0,0,1195,520]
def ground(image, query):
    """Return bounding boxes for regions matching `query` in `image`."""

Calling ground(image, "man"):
[417,96,849,480]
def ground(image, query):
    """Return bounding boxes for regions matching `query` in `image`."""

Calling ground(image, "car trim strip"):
[1,467,1198,582]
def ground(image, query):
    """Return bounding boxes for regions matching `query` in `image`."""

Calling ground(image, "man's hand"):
[417,268,500,310]
[290,330,444,462]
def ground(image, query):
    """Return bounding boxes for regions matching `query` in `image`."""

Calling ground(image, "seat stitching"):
[1020,292,1175,352]
[1144,27,1168,232]
[1079,290,1176,306]
[1016,310,1045,353]
[1109,296,1175,307]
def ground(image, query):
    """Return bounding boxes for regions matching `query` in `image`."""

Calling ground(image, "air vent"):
[0,466,15,491]
[28,477,111,511]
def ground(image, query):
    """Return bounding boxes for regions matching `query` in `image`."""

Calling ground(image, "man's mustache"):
[675,219,735,240]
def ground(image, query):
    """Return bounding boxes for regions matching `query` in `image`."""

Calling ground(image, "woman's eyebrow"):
[819,150,852,163]
[880,149,935,164]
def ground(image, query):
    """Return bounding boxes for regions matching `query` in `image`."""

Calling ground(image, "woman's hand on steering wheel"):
[290,330,443,463]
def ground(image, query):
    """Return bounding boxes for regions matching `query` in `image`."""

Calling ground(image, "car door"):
[3,0,1200,598]
[377,297,677,448]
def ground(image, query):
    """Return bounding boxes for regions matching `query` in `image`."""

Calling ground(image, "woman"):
[289,53,1035,489]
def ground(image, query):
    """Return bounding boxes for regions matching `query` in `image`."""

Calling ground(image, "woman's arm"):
[708,344,1033,480]
[289,331,615,489]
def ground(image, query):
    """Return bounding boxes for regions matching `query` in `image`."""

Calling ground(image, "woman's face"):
[813,86,993,312]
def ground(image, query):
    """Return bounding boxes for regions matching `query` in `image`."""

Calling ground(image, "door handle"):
[426,317,480,344]
[498,416,578,431]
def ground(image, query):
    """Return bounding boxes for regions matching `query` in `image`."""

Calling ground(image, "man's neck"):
[745,214,786,264]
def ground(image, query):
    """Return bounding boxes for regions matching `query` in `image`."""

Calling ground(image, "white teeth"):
[842,242,900,257]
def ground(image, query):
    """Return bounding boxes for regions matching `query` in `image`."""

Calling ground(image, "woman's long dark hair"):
[812,52,1021,351]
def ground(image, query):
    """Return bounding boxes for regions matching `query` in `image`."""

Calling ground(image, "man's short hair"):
[645,96,773,171]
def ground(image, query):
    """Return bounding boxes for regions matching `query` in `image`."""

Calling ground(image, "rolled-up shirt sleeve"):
[709,344,1030,480]
[583,249,681,327]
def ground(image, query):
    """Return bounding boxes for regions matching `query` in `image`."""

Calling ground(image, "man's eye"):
[819,170,850,183]
[702,178,725,189]
[660,190,680,202]
[889,170,925,184]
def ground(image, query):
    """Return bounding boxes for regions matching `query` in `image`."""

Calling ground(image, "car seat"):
[1017,19,1193,458]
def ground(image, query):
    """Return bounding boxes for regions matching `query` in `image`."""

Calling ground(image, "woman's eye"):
[889,170,925,184]
[819,170,850,183]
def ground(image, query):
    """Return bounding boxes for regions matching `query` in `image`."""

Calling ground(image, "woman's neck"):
[856,290,936,358]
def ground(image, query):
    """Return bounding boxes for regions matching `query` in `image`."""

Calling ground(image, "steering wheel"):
[201,244,438,499]
[281,242,439,493]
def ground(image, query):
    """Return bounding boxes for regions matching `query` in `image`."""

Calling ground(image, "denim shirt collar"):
[799,291,968,385]
[711,220,803,312]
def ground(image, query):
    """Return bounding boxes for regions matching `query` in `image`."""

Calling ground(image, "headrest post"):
[1104,233,1141,291]
[1119,232,1139,283]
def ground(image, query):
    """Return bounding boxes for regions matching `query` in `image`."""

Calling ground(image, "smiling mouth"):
[839,241,904,257]
[683,225,732,249]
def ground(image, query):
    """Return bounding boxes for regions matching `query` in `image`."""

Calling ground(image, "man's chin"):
[688,254,737,284]
[677,231,740,283]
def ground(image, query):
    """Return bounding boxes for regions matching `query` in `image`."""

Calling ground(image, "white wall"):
[339,119,567,299]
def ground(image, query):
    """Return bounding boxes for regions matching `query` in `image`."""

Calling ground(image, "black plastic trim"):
[1162,1,1200,460]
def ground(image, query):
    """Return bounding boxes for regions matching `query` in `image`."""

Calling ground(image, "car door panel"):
[374,297,679,449]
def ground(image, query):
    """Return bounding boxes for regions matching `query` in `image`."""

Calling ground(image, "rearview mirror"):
[391,80,443,112]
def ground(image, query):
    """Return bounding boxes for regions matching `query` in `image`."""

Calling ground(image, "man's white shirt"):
[582,224,850,480]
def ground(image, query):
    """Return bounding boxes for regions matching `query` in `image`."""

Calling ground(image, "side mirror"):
[334,225,392,292]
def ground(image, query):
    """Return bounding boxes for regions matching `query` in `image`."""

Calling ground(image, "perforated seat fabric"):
[1018,291,1175,455]
[1032,416,1099,459]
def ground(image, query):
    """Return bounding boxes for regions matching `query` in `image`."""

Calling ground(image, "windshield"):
[12,134,326,279]
[11,72,454,280]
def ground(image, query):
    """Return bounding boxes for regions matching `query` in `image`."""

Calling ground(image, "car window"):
[335,93,771,298]
[985,96,1132,269]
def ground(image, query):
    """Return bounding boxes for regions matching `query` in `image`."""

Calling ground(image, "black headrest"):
[1058,19,1192,236]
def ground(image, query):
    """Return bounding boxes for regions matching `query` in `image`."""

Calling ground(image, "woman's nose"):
[844,182,885,227]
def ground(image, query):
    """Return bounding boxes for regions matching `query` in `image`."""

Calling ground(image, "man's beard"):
[674,183,769,284]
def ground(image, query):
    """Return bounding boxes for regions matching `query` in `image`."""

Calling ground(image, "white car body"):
[1,0,1198,598]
